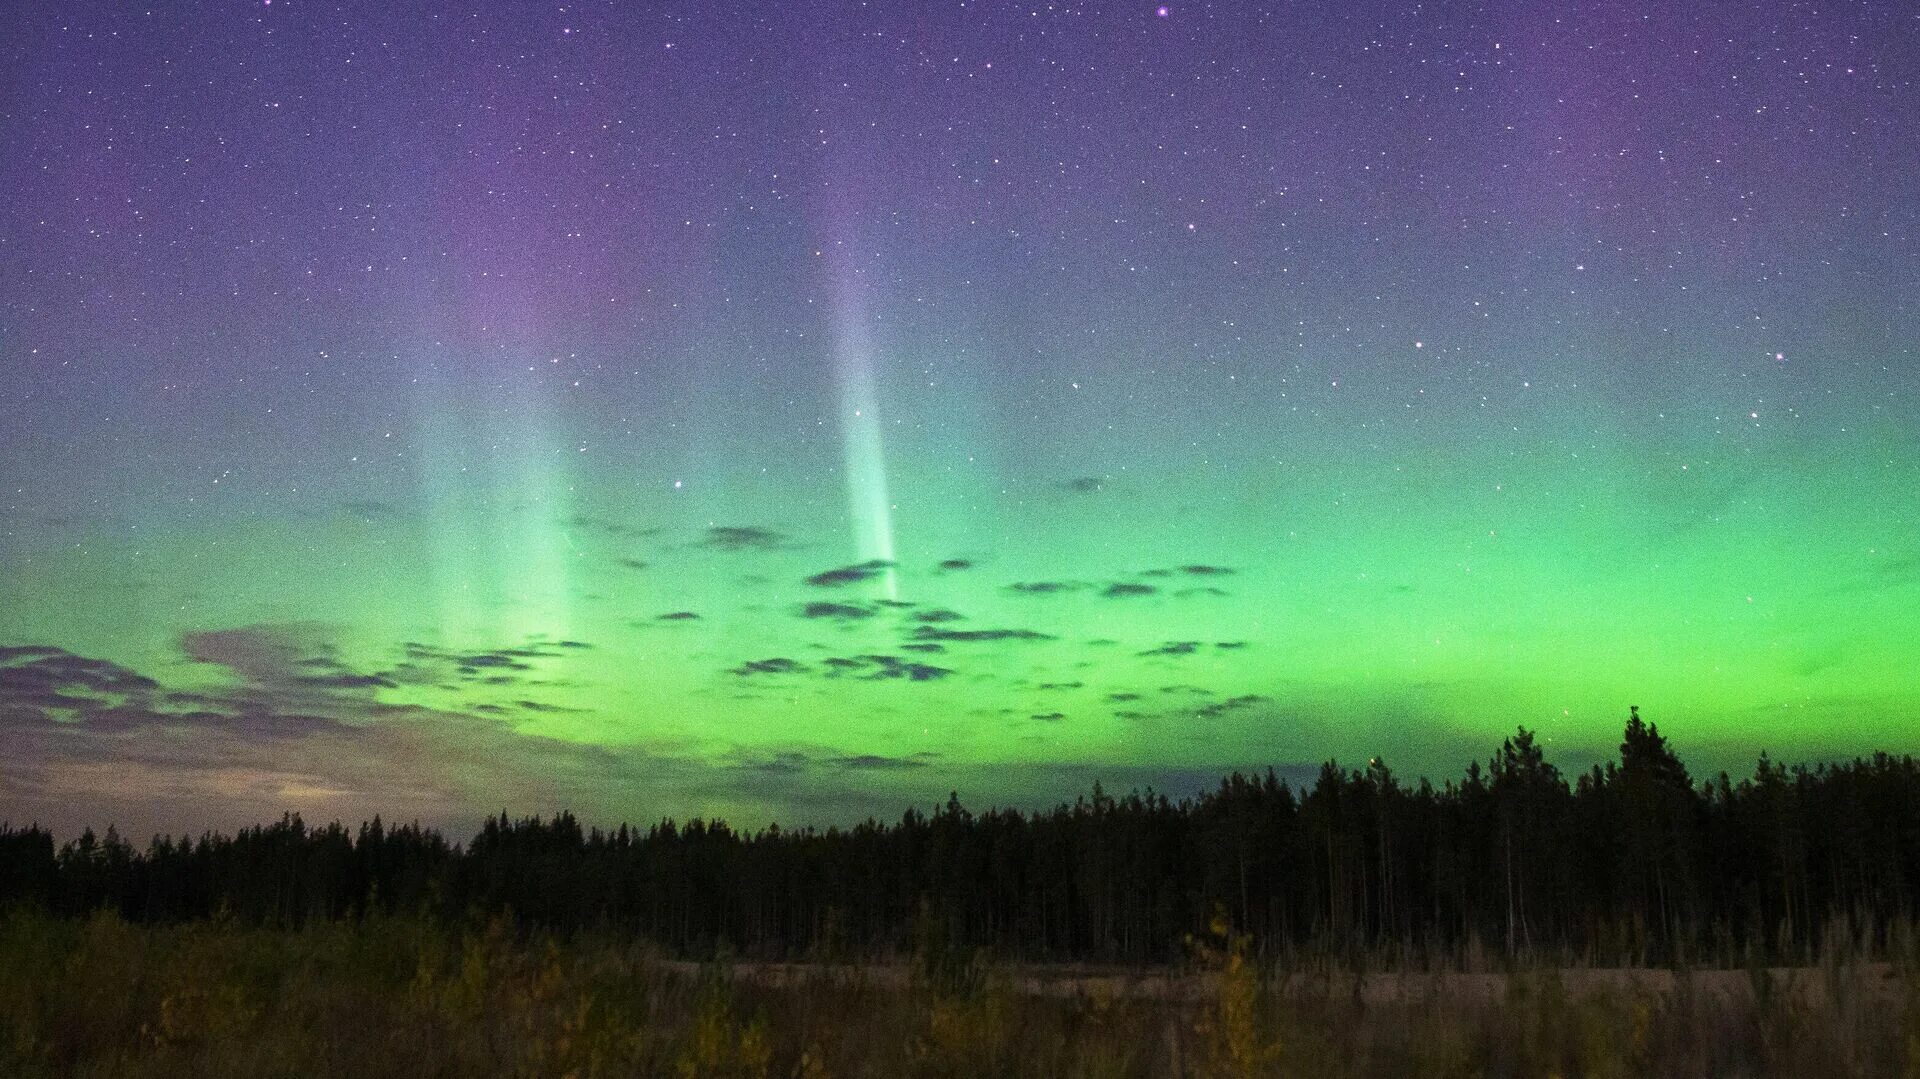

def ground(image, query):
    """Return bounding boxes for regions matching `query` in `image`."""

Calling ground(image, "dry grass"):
[2,908,1916,1077]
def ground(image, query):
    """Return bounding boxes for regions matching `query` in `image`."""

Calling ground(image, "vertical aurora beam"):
[824,245,900,601]
[407,323,577,649]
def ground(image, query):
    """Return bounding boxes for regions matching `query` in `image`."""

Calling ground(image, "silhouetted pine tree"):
[4,710,1917,964]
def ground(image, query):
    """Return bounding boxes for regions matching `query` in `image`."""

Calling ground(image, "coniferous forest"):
[7,709,1918,966]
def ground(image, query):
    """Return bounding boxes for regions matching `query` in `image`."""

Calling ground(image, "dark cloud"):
[900,643,946,653]
[1106,692,1141,702]
[1142,564,1236,579]
[1036,681,1084,691]
[1140,641,1201,657]
[1214,641,1249,650]
[910,626,1054,643]
[938,559,974,571]
[832,753,935,770]
[0,645,65,662]
[805,560,895,587]
[0,650,158,696]
[1102,582,1157,598]
[182,626,334,686]
[1176,586,1232,598]
[657,611,702,621]
[515,699,585,713]
[1196,695,1269,719]
[1006,581,1082,596]
[377,638,591,685]
[745,751,811,775]
[617,558,650,571]
[800,602,874,621]
[296,673,398,690]
[2,634,838,844]
[730,658,808,677]
[702,525,788,551]
[0,643,352,741]
[1031,712,1066,722]
[459,654,533,671]
[1062,477,1105,493]
[567,514,660,540]
[913,608,966,623]
[821,655,954,682]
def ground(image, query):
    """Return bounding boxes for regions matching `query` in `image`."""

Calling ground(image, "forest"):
[5,709,1917,966]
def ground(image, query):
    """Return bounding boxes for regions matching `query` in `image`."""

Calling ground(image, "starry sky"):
[3,1,1917,840]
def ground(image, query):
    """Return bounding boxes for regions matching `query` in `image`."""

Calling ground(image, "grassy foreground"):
[3,910,1917,1078]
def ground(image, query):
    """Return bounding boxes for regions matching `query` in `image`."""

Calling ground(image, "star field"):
[2,1,1916,838]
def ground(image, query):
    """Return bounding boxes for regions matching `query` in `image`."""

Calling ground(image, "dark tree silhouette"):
[3,709,1916,965]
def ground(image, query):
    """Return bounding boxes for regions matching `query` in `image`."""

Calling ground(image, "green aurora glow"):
[2,1,1917,837]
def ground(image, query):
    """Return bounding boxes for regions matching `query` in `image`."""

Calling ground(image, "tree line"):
[4,708,1916,964]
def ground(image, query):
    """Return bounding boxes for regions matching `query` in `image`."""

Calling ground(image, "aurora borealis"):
[3,2,1916,840]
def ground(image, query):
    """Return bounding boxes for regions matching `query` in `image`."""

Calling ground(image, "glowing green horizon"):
[5,377,1914,834]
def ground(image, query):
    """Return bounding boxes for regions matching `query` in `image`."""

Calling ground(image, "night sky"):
[4,2,1917,840]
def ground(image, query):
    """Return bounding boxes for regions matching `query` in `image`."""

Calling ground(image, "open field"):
[3,910,1917,1078]
[656,957,1911,1006]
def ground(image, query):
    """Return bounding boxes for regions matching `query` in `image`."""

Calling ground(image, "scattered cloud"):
[832,753,936,770]
[296,672,398,690]
[1197,695,1269,719]
[656,611,701,621]
[821,655,954,682]
[1140,641,1201,657]
[1062,477,1105,493]
[515,699,585,713]
[702,525,788,552]
[910,626,1054,643]
[393,638,590,684]
[1006,581,1081,596]
[800,602,874,621]
[1101,582,1157,598]
[805,560,895,587]
[617,558,650,571]
[938,559,974,571]
[566,514,660,540]
[0,643,349,742]
[1031,712,1067,722]
[730,658,808,677]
